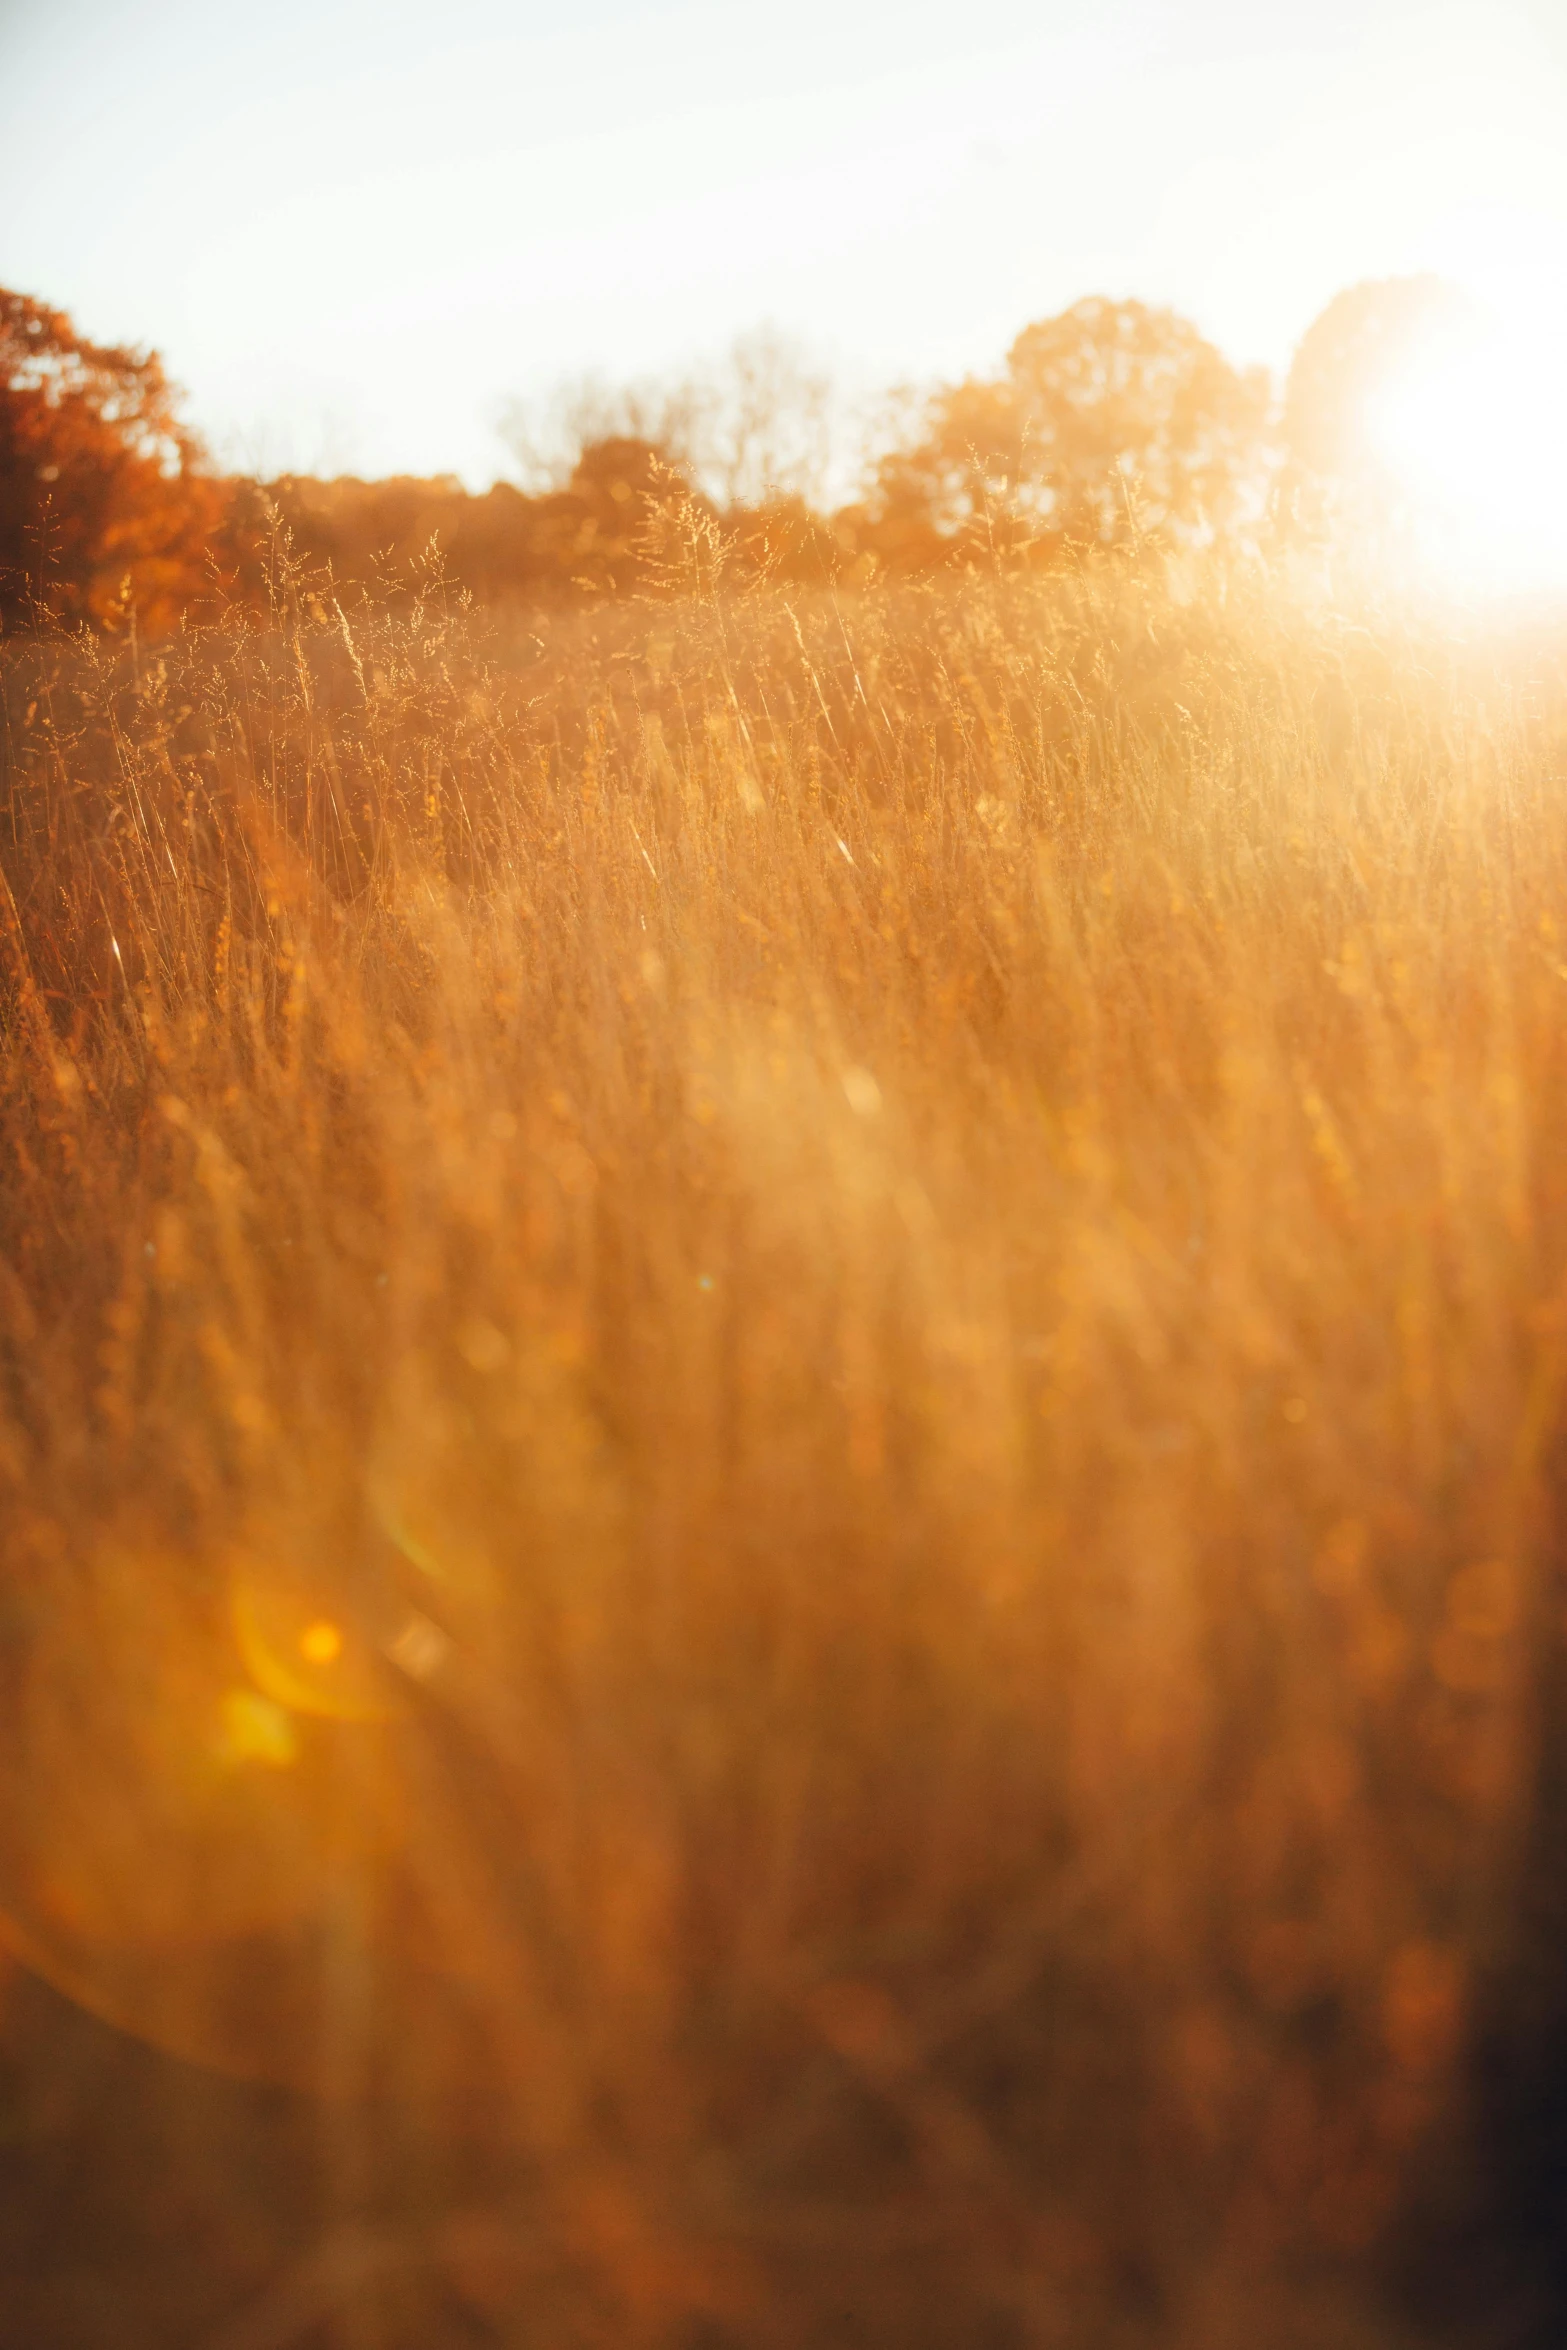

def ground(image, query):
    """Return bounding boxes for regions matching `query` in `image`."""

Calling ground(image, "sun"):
[1364,303,1567,599]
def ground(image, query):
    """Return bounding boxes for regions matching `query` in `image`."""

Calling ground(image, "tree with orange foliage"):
[864,297,1270,567]
[0,288,225,635]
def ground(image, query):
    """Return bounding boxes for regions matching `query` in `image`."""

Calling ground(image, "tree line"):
[0,278,1457,635]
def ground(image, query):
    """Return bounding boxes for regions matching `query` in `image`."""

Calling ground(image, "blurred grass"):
[2,552,1567,2346]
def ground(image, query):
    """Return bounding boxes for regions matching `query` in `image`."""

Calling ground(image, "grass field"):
[2,550,1567,2347]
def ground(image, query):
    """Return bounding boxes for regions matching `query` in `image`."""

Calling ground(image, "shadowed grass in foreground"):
[2,562,1567,2347]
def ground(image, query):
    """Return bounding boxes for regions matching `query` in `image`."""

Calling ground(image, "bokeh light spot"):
[219,1687,298,1769]
[299,1619,343,1666]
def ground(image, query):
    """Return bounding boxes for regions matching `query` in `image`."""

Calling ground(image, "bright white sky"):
[1,0,1564,488]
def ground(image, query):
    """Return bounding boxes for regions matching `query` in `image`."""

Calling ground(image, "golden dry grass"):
[2,555,1567,2346]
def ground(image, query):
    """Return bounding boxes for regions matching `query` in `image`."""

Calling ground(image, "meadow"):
[2,544,1566,2347]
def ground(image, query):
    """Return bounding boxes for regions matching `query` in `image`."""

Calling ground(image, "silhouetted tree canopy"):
[0,287,223,633]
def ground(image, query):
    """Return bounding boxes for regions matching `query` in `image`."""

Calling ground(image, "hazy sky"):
[2,0,1564,485]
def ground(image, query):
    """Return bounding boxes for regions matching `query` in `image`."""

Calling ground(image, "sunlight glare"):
[1366,307,1567,599]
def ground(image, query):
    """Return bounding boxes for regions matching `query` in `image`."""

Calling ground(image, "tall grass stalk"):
[3,555,1566,2345]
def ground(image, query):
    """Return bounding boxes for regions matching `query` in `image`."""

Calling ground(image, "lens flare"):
[232,1580,394,1722]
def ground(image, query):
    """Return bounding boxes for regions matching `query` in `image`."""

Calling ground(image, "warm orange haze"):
[6,6,1567,2339]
